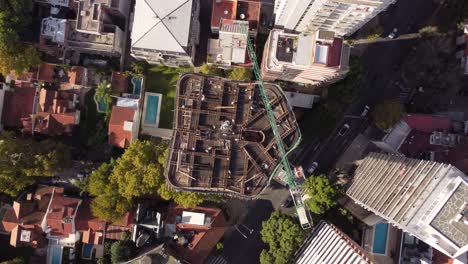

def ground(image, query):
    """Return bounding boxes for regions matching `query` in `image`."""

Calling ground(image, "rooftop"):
[295,221,375,264]
[166,74,300,197]
[131,0,194,55]
[211,0,261,32]
[76,0,109,34]
[108,106,137,148]
[347,152,468,257]
[208,19,249,65]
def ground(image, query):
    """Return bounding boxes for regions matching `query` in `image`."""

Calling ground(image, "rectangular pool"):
[82,243,94,259]
[143,93,161,126]
[132,77,143,96]
[51,245,63,264]
[373,223,389,254]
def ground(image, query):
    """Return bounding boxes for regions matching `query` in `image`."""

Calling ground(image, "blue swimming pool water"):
[132,77,142,95]
[82,243,94,259]
[94,94,107,112]
[373,223,389,254]
[144,95,159,125]
[51,246,62,264]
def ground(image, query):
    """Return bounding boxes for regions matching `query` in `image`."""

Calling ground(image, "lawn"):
[80,88,108,147]
[144,66,192,129]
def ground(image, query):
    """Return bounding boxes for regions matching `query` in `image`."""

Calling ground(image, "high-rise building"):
[347,152,468,258]
[274,0,396,36]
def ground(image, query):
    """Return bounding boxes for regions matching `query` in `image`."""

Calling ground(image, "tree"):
[110,240,135,263]
[0,1,41,75]
[95,80,113,118]
[87,161,113,196]
[199,64,223,77]
[418,26,439,38]
[371,100,404,130]
[90,185,132,222]
[110,140,166,199]
[0,258,24,264]
[172,191,204,208]
[303,175,342,215]
[227,67,252,81]
[260,211,305,264]
[0,132,71,196]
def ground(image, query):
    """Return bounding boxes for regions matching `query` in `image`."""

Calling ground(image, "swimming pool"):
[143,93,162,127]
[373,223,389,254]
[82,243,94,259]
[51,245,63,264]
[94,94,108,113]
[132,77,142,96]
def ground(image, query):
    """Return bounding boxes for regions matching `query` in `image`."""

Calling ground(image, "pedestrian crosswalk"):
[204,255,228,264]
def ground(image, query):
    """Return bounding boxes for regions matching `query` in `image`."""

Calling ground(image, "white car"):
[338,124,350,136]
[361,105,370,117]
[307,162,318,175]
[388,28,398,39]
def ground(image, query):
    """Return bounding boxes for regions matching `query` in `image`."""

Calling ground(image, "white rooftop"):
[295,221,373,264]
[20,230,31,242]
[284,91,316,109]
[181,211,206,226]
[41,17,67,43]
[131,0,193,54]
[116,97,139,109]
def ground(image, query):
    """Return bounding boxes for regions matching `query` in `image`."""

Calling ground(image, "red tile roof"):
[37,63,55,83]
[236,0,261,31]
[111,71,130,94]
[326,38,343,67]
[46,195,81,237]
[1,83,36,128]
[165,206,228,264]
[108,106,136,148]
[403,114,452,133]
[211,0,237,29]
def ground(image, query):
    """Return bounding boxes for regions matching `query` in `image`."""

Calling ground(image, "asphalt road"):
[300,0,441,174]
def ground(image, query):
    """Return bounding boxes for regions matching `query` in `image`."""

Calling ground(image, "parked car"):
[388,28,398,39]
[281,196,294,208]
[360,105,370,117]
[306,162,319,175]
[338,124,350,136]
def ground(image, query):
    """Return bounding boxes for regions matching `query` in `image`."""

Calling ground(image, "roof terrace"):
[76,0,111,34]
[166,74,300,198]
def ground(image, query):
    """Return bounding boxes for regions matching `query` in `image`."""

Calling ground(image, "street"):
[300,0,440,174]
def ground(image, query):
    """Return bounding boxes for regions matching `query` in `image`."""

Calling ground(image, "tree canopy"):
[303,175,342,215]
[260,211,305,264]
[199,64,223,77]
[227,67,252,81]
[0,131,71,196]
[88,140,204,221]
[110,240,135,263]
[371,100,404,130]
[0,0,41,75]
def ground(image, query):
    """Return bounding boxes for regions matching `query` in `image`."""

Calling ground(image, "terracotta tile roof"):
[46,195,81,237]
[211,0,237,29]
[166,206,228,264]
[67,66,85,86]
[108,106,136,148]
[37,63,55,83]
[403,114,452,133]
[111,71,129,94]
[326,38,343,67]
[105,210,136,240]
[1,83,36,128]
[236,0,261,31]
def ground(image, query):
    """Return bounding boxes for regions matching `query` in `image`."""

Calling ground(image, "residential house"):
[130,0,200,66]
[207,19,251,66]
[373,113,468,173]
[107,97,140,148]
[0,185,136,261]
[346,152,468,259]
[164,206,228,264]
[261,29,350,86]
[274,0,396,36]
[36,0,131,63]
[456,25,468,75]
[211,0,261,35]
[295,220,376,263]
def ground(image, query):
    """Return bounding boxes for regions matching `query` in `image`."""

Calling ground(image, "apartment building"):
[130,0,200,66]
[274,0,396,36]
[346,152,468,259]
[261,29,350,85]
[36,0,131,62]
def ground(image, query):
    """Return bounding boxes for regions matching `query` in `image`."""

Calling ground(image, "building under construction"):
[165,73,300,198]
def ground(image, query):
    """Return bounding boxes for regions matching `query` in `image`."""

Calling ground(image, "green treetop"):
[303,175,342,215]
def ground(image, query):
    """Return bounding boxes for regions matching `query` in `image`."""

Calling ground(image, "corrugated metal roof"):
[295,221,374,264]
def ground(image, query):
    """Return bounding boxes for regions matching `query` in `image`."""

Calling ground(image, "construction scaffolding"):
[165,74,301,199]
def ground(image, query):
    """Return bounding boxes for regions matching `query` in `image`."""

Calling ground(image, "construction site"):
[165,73,301,198]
